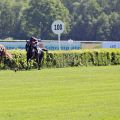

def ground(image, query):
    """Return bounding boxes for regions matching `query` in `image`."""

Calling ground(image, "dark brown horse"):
[0,44,12,62]
[25,41,48,70]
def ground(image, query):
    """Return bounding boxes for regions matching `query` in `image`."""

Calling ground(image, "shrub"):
[1,49,120,70]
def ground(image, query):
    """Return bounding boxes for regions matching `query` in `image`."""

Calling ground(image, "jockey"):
[29,37,48,53]
[30,37,38,47]
[30,37,40,52]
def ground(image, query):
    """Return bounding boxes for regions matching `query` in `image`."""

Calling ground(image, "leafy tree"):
[97,0,120,14]
[0,0,29,39]
[109,13,120,41]
[95,13,110,41]
[0,0,120,41]
[22,0,70,39]
[70,0,102,40]
[0,2,14,38]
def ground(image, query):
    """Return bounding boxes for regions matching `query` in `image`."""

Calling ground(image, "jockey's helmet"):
[30,37,38,43]
[30,37,35,41]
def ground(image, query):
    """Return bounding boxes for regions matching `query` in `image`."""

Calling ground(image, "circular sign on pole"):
[51,20,65,50]
[51,20,64,35]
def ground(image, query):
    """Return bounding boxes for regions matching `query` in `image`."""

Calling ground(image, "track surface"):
[0,66,120,120]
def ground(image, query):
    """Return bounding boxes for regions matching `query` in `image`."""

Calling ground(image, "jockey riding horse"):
[25,37,48,70]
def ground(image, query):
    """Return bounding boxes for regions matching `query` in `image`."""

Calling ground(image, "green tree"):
[0,0,120,41]
[0,0,29,39]
[0,2,14,38]
[109,13,120,41]
[70,0,102,40]
[97,0,120,14]
[95,13,110,41]
[22,0,70,39]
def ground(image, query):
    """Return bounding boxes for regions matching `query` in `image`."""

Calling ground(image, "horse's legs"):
[36,52,44,70]
[26,54,31,70]
[36,53,41,70]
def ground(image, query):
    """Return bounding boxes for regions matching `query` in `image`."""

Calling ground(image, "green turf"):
[0,66,120,120]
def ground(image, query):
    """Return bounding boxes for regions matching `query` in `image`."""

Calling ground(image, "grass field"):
[0,66,120,120]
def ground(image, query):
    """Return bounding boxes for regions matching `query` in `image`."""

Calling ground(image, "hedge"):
[1,49,120,69]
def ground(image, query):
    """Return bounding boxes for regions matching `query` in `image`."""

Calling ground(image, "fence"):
[0,40,120,50]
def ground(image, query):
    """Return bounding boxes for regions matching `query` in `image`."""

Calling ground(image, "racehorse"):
[25,41,48,70]
[0,44,12,62]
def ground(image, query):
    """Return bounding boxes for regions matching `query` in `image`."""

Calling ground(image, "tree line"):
[0,0,120,41]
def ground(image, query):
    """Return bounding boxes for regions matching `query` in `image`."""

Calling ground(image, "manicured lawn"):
[0,66,120,120]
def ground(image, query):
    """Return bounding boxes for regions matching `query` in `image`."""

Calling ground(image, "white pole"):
[58,34,61,50]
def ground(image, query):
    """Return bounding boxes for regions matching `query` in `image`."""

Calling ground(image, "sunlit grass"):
[0,66,120,120]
